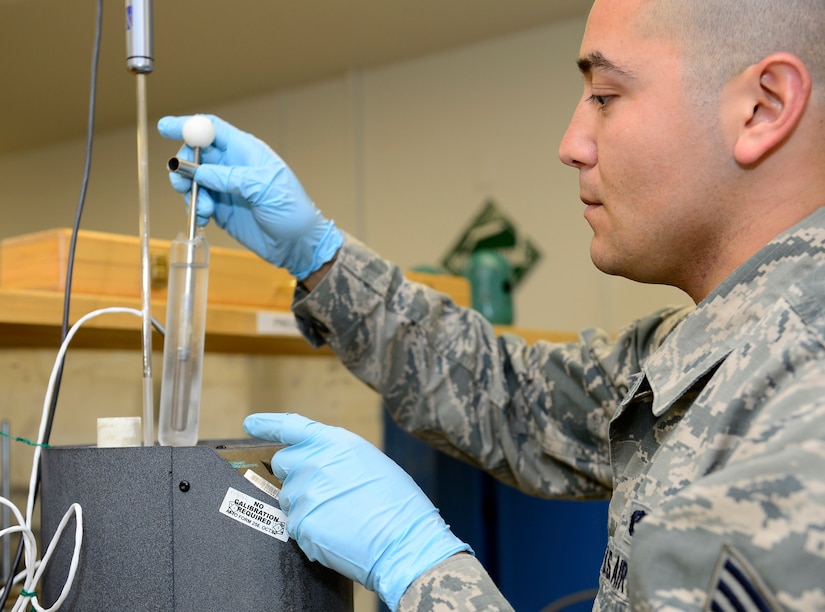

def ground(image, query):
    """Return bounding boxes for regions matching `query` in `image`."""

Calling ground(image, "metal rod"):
[1,420,10,581]
[175,143,202,431]
[136,72,154,446]
[167,156,199,179]
[187,147,202,241]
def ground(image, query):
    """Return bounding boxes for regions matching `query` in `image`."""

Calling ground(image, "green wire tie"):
[0,430,50,449]
[20,589,36,597]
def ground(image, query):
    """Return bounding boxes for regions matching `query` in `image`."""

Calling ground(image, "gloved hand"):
[243,413,472,611]
[157,115,343,280]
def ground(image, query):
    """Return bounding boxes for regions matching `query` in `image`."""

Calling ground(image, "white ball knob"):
[182,115,216,148]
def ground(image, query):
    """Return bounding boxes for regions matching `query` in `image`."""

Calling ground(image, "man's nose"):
[559,104,596,169]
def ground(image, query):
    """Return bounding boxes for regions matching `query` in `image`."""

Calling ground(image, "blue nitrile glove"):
[157,115,343,280]
[243,412,472,611]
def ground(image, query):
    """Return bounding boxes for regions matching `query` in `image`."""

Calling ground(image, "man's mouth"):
[581,197,603,224]
[582,197,603,211]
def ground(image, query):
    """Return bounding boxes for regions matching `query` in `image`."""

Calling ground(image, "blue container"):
[494,482,606,611]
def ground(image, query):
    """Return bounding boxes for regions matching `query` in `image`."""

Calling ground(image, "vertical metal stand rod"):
[1,420,10,581]
[136,73,154,446]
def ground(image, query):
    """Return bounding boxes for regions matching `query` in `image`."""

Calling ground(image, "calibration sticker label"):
[219,487,288,542]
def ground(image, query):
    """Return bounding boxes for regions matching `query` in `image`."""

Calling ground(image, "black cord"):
[44,0,103,443]
[0,0,102,607]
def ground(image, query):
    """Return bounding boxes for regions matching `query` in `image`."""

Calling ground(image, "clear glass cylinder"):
[158,233,209,446]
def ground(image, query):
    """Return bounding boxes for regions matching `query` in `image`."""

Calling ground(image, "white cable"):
[17,504,83,612]
[0,498,37,606]
[0,306,144,611]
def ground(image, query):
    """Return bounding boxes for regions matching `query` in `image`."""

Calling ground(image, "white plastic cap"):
[97,417,143,448]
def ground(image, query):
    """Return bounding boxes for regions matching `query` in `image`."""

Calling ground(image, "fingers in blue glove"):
[243,412,322,447]
[158,114,344,279]
[158,114,235,153]
[159,114,278,167]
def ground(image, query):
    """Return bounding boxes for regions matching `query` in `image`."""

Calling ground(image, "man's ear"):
[732,53,812,166]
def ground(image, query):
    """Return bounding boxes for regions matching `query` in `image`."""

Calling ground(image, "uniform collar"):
[636,207,825,417]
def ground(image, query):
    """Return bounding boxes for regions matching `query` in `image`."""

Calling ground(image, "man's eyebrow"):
[577,51,637,80]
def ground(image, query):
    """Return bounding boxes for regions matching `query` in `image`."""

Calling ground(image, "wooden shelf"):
[0,229,577,354]
[0,288,325,355]
[0,288,577,355]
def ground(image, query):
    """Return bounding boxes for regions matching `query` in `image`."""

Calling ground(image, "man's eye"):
[587,94,612,107]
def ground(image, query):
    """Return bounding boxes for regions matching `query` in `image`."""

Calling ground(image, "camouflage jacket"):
[293,207,825,611]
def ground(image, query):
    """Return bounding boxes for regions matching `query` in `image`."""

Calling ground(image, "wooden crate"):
[0,228,295,309]
[0,228,470,309]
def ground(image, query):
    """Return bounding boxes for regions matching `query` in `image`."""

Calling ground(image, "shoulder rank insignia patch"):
[706,544,778,612]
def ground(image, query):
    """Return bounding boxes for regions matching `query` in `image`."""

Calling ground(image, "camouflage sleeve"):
[293,235,690,497]
[629,356,825,610]
[397,553,515,612]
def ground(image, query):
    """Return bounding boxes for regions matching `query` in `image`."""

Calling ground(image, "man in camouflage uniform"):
[159,0,825,609]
